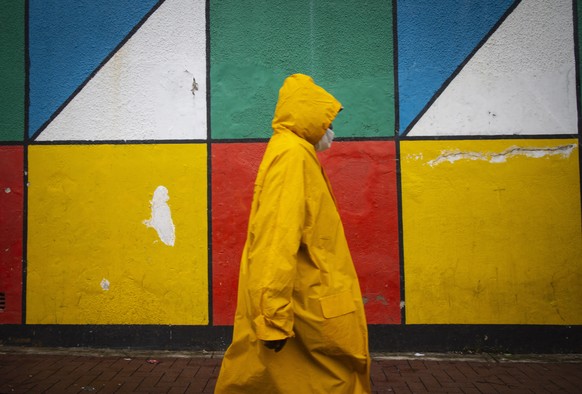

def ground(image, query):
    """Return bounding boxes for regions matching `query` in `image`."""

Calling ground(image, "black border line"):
[205,0,213,327]
[393,0,405,325]
[400,134,579,141]
[29,139,208,146]
[209,136,390,144]
[395,138,406,325]
[209,138,270,144]
[0,324,580,353]
[392,0,400,138]
[21,0,30,326]
[23,133,581,146]
[401,0,522,136]
[28,0,166,142]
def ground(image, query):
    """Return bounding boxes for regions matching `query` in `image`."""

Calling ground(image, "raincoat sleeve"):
[246,146,306,341]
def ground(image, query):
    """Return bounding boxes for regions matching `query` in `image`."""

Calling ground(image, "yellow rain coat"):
[215,74,371,394]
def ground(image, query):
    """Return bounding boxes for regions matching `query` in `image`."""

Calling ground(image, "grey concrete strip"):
[372,351,582,363]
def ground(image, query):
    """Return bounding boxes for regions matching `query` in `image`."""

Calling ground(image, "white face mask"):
[315,128,335,152]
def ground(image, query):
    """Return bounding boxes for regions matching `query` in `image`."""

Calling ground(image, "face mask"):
[315,128,335,152]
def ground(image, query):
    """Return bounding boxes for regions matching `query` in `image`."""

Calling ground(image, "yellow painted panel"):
[27,144,208,324]
[401,139,581,324]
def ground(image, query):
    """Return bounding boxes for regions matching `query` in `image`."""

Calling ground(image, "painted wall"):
[26,144,208,324]
[401,139,580,324]
[0,147,23,323]
[0,0,581,351]
[0,1,24,141]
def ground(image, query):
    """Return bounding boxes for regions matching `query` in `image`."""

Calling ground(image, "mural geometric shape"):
[212,142,267,325]
[26,144,208,324]
[0,146,24,323]
[211,0,394,140]
[409,0,577,136]
[212,141,401,325]
[35,0,206,142]
[28,0,160,138]
[0,1,25,142]
[401,139,582,324]
[320,141,401,324]
[397,0,515,133]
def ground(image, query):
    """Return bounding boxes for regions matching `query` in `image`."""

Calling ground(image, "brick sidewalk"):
[0,348,581,393]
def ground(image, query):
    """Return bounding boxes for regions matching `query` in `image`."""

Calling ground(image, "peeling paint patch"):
[404,153,424,161]
[4,188,11,193]
[100,278,110,291]
[427,144,576,167]
[143,186,176,246]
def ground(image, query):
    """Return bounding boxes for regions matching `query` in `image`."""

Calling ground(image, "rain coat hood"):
[215,74,370,394]
[272,73,342,145]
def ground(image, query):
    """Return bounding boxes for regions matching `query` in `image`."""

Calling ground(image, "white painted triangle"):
[409,0,576,137]
[37,0,207,141]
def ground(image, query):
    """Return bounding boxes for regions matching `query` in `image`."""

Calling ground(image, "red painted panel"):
[211,141,400,325]
[319,141,400,324]
[212,143,267,325]
[0,146,23,324]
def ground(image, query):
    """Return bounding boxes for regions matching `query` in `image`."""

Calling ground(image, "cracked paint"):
[143,186,176,246]
[427,144,576,167]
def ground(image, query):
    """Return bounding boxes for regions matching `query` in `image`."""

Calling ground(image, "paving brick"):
[406,382,428,392]
[158,371,180,383]
[171,377,194,388]
[43,376,79,393]
[168,387,187,394]
[459,387,482,394]
[185,381,208,393]
[203,377,218,393]
[135,374,163,391]
[390,384,413,394]
[473,381,501,393]
[419,373,442,390]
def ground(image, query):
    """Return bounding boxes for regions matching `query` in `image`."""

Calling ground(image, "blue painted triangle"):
[397,0,517,133]
[28,0,161,138]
